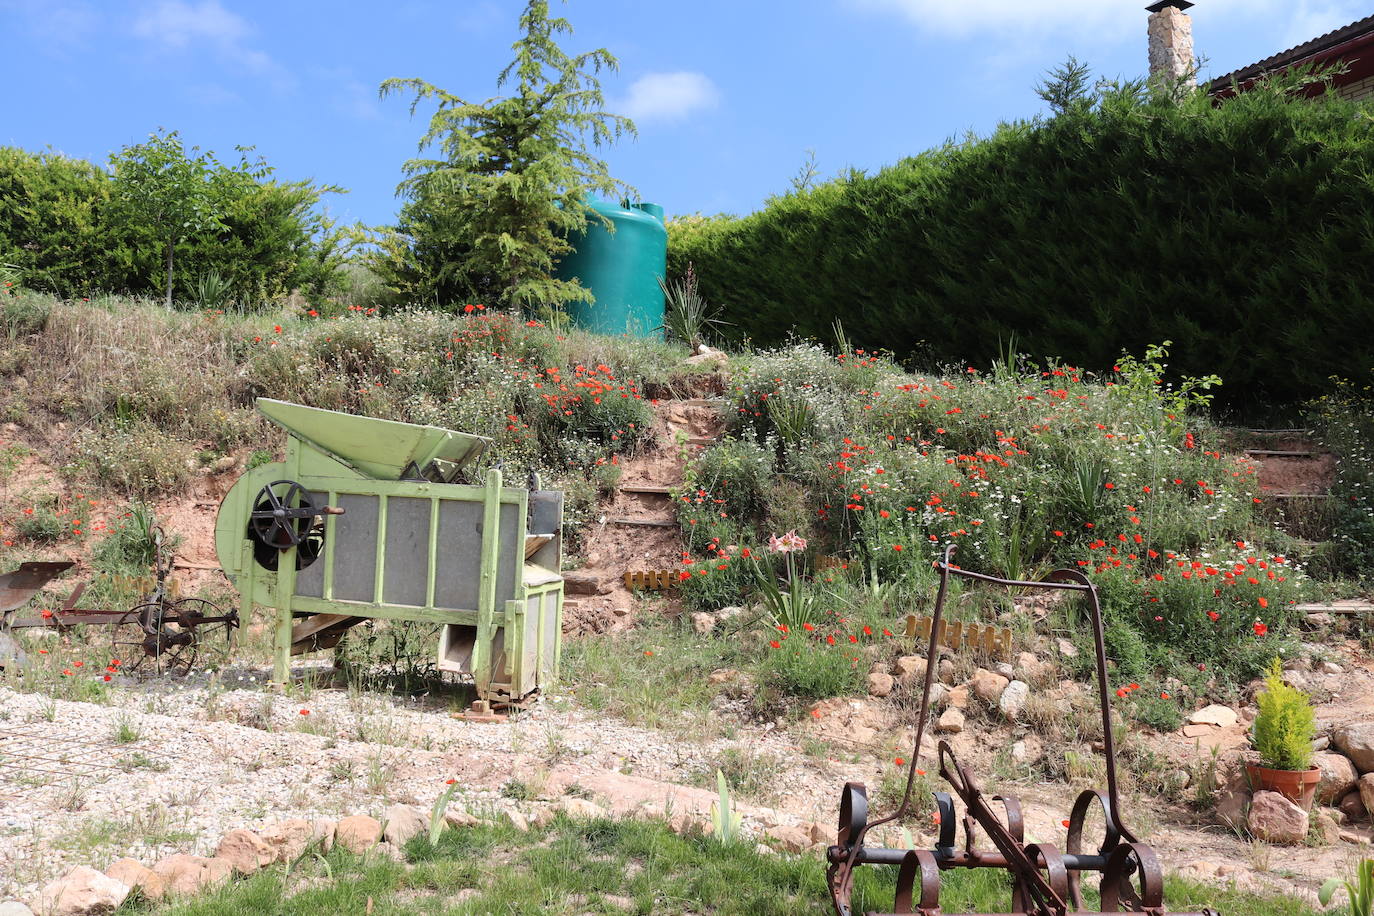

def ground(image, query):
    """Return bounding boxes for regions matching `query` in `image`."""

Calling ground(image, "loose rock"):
[335,815,384,854]
[1188,705,1239,729]
[104,859,163,902]
[0,903,34,916]
[36,866,129,916]
[891,656,925,685]
[383,804,428,847]
[1314,752,1359,805]
[1334,723,1374,773]
[691,612,715,636]
[260,819,314,864]
[867,672,895,698]
[1361,773,1374,815]
[936,708,965,734]
[970,669,1009,705]
[1339,789,1368,822]
[215,828,276,875]
[999,680,1030,719]
[150,855,232,897]
[1247,790,1309,845]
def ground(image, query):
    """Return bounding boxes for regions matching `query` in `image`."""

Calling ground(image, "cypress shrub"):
[668,81,1374,406]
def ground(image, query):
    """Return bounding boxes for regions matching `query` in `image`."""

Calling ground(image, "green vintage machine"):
[214,399,564,702]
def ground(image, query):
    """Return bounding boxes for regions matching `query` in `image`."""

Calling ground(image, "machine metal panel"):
[294,490,329,599]
[333,494,379,602]
[497,502,520,603]
[382,497,432,607]
[435,500,483,610]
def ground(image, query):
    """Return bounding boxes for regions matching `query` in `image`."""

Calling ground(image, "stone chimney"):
[1146,0,1196,86]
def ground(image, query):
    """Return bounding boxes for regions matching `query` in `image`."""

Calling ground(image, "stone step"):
[1245,449,1319,458]
[619,485,673,496]
[1296,602,1374,616]
[607,517,677,528]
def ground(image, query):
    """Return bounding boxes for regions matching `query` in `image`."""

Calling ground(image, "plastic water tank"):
[558,198,667,337]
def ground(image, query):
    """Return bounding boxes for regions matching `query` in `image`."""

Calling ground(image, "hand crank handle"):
[321,506,346,515]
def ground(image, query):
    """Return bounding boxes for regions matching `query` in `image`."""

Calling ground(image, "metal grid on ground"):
[0,723,149,792]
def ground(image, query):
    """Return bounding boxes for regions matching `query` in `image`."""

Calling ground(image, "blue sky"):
[3,0,1369,228]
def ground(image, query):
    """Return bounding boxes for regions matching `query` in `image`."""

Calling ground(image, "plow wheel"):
[109,598,235,676]
[1100,843,1165,913]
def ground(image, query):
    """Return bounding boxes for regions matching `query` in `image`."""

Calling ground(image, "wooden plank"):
[524,534,554,559]
[1244,449,1318,458]
[291,613,359,643]
[619,485,673,495]
[608,518,677,528]
[1268,492,1335,499]
[1296,603,1374,616]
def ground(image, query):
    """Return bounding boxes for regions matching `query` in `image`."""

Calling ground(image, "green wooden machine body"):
[214,399,563,700]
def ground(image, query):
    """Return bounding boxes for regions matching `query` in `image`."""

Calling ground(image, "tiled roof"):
[1211,15,1374,87]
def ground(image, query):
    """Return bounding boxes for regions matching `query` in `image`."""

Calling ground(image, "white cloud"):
[848,0,1137,39]
[1279,1,1363,47]
[132,0,247,47]
[0,0,99,52]
[620,71,719,122]
[130,0,294,91]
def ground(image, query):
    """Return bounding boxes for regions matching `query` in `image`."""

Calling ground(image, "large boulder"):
[151,855,232,897]
[335,815,383,854]
[215,828,276,875]
[103,859,163,901]
[35,867,129,916]
[969,669,1009,705]
[1333,723,1374,773]
[1247,790,1309,845]
[1314,752,1360,805]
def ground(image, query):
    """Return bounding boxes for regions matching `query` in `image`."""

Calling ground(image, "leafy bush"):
[757,636,864,702]
[669,76,1374,407]
[1309,377,1374,579]
[1252,658,1316,771]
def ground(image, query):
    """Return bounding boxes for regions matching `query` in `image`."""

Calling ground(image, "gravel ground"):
[1,660,1360,906]
[0,665,864,900]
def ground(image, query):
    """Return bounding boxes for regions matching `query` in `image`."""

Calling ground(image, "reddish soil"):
[563,397,725,635]
[1249,437,1336,495]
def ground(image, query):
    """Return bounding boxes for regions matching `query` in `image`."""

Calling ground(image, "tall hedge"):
[667,82,1374,405]
[0,145,343,305]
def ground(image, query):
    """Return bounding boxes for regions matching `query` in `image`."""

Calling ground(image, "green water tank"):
[558,198,667,337]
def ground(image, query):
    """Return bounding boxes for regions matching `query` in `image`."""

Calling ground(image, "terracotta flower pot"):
[1246,762,1321,810]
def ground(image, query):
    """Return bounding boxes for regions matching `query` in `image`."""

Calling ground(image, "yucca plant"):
[658,264,728,353]
[193,269,235,311]
[709,769,743,845]
[1320,859,1374,916]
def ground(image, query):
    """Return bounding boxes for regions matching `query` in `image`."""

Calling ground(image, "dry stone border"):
[16,790,843,915]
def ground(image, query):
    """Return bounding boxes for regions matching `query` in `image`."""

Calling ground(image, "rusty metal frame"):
[826,545,1219,916]
[0,531,237,674]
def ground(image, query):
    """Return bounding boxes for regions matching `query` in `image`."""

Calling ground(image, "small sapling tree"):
[376,0,635,311]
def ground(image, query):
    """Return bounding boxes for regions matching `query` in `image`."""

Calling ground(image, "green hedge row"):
[0,146,340,304]
[667,82,1374,406]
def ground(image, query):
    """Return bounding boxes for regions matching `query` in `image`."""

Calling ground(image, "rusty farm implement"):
[825,546,1218,916]
[0,528,237,675]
